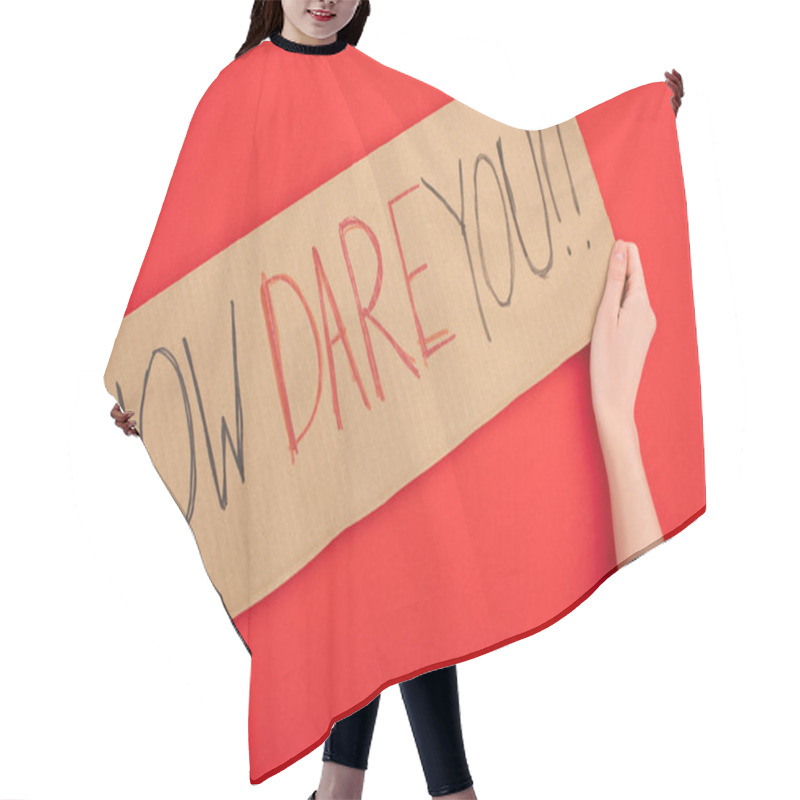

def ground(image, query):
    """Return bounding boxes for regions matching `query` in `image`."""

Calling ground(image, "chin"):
[295,23,336,41]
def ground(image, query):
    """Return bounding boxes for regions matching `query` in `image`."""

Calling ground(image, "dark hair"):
[235,1,371,59]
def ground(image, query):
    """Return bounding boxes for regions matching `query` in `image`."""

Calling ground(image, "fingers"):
[111,402,139,436]
[598,240,652,323]
[618,243,657,333]
[664,69,683,117]
[111,403,130,422]
[111,403,133,423]
[664,69,684,96]
[620,241,646,305]
[600,240,628,319]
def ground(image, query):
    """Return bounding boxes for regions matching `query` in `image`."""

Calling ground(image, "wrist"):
[595,413,639,453]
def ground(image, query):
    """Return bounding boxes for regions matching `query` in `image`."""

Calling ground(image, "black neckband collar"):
[270,31,349,55]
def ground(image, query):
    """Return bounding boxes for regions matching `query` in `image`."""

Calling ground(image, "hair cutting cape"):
[104,33,705,785]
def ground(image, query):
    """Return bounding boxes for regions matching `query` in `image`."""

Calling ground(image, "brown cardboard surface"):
[105,99,614,618]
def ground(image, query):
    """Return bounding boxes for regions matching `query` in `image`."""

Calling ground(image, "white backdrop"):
[1,1,797,798]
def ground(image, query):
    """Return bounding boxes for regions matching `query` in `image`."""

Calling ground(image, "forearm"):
[596,418,663,567]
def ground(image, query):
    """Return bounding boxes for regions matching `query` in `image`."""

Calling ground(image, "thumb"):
[599,240,628,320]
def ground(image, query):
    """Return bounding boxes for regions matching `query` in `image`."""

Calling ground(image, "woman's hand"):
[589,240,657,435]
[590,241,663,564]
[665,68,684,117]
[110,402,139,437]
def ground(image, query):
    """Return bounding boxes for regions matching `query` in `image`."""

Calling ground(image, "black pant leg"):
[399,664,474,797]
[323,693,381,770]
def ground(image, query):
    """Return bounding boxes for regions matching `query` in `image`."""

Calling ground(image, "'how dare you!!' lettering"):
[105,100,614,614]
